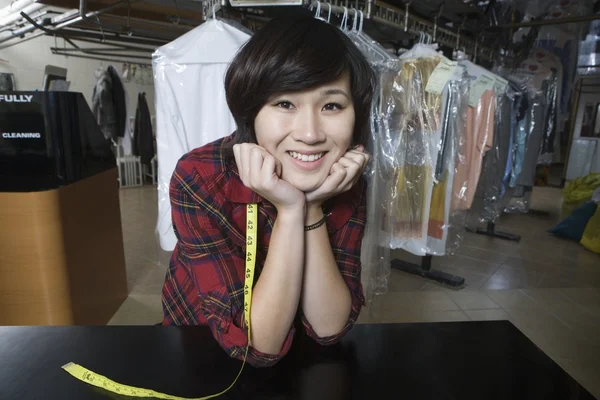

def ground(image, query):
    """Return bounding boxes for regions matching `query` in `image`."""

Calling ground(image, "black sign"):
[0,110,47,153]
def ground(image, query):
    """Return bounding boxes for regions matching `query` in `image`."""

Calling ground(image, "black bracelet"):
[304,213,330,231]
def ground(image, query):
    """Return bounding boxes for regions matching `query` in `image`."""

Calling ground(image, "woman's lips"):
[286,151,328,171]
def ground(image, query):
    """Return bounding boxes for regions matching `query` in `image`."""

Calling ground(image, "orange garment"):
[452,89,495,210]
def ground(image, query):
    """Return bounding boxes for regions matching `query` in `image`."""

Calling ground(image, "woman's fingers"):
[239,145,253,185]
[234,143,272,187]
[260,153,278,188]
[249,146,265,188]
[323,163,347,191]
[233,144,242,180]
[344,149,370,169]
[339,151,369,188]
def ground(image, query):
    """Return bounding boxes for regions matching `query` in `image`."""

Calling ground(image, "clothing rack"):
[371,0,493,61]
[472,222,521,242]
[391,255,466,288]
[309,0,494,62]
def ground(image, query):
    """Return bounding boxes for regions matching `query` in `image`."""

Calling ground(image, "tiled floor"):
[111,185,600,398]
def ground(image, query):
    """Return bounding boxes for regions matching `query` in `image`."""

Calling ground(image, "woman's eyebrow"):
[322,89,350,100]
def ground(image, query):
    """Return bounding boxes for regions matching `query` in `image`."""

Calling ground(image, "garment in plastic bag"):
[380,54,441,255]
[360,60,400,302]
[152,19,251,251]
[528,49,561,163]
[379,46,470,257]
[535,29,577,116]
[454,60,497,212]
[467,82,518,227]
[579,33,600,76]
[427,72,470,256]
[504,66,549,213]
[565,139,598,182]
[538,74,559,165]
[344,8,402,301]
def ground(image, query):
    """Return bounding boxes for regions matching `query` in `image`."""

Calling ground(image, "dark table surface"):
[0,321,595,400]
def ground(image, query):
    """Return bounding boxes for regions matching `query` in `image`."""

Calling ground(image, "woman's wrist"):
[305,204,325,227]
[276,206,306,225]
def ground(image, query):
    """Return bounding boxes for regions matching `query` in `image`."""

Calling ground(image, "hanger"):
[351,8,358,33]
[313,1,321,20]
[340,7,348,32]
[345,9,392,63]
[313,1,329,23]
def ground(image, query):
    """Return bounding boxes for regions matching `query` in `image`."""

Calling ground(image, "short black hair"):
[224,15,376,148]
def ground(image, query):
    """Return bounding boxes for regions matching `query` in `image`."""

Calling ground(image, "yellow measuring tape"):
[62,204,259,399]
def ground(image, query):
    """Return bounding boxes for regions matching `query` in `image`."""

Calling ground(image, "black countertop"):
[0,321,595,400]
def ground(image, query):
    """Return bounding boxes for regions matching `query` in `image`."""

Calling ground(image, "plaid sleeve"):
[302,184,367,345]
[162,157,294,367]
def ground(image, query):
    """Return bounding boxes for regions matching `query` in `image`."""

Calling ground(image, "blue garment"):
[511,119,527,188]
[502,99,518,196]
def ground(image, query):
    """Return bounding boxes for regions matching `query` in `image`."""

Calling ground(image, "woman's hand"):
[305,145,370,208]
[233,143,306,212]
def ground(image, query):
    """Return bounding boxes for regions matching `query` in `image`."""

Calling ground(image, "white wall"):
[0,3,156,129]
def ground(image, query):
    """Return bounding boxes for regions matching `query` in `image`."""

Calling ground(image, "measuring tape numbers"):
[63,203,259,399]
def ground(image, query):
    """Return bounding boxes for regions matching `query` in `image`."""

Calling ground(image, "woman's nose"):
[291,109,326,144]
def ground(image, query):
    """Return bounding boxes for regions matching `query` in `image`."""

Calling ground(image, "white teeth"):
[289,151,324,162]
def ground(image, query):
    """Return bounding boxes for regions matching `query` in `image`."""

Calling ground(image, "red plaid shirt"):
[161,135,367,367]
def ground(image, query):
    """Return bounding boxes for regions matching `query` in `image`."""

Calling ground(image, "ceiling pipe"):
[0,2,44,26]
[0,0,131,45]
[0,0,37,19]
[52,46,151,52]
[491,13,600,29]
[51,9,79,25]
[52,48,151,59]
[50,50,152,65]
[0,8,54,32]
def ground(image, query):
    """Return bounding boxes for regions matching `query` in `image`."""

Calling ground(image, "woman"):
[161,15,376,367]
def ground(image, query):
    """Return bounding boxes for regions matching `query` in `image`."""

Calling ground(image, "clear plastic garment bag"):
[378,41,470,258]
[330,7,400,301]
[152,17,251,251]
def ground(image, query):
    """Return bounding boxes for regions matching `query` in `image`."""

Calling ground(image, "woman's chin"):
[284,176,327,194]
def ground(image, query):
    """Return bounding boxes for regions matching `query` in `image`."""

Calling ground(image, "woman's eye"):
[323,103,343,111]
[275,101,294,109]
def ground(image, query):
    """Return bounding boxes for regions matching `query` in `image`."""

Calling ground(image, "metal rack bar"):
[372,0,493,61]
[308,0,494,61]
[310,0,363,18]
[496,13,600,29]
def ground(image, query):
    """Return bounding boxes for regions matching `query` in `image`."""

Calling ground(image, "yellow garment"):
[581,206,600,254]
[387,165,432,239]
[428,172,448,240]
[562,173,600,219]
[386,57,442,245]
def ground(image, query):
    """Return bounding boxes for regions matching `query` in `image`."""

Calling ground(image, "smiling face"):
[254,74,355,192]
